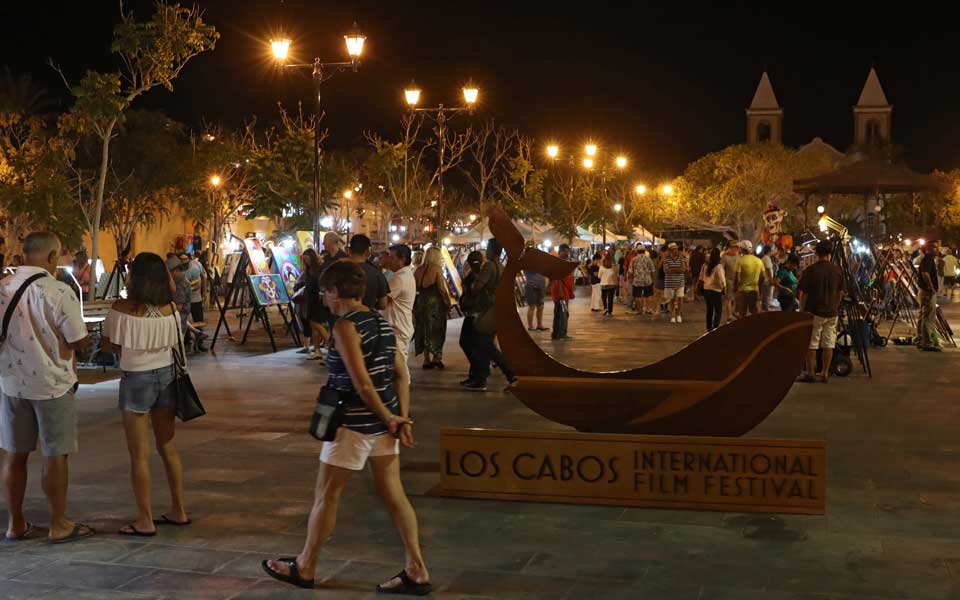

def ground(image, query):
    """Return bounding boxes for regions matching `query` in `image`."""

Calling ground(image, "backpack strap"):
[1,273,48,343]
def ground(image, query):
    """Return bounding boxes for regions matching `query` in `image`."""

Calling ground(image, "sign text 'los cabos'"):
[439,429,826,514]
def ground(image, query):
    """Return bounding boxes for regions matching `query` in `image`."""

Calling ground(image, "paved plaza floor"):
[1,295,959,599]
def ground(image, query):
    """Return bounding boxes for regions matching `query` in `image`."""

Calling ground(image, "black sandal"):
[48,523,96,544]
[262,558,315,589]
[4,522,36,542]
[376,570,432,596]
[118,524,157,537]
[153,515,192,526]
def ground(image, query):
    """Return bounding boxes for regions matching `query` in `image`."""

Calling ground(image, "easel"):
[210,245,301,353]
[98,260,126,300]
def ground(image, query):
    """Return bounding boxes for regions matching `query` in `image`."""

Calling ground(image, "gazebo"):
[792,158,948,236]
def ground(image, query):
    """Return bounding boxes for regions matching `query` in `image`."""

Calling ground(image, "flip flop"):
[153,515,192,526]
[48,523,96,545]
[118,524,157,537]
[262,558,314,589]
[376,570,432,596]
[4,522,36,542]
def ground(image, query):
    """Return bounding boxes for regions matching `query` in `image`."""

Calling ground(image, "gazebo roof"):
[793,159,945,195]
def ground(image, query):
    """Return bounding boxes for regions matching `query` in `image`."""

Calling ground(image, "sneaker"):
[422,362,435,370]
[670,317,677,323]
[560,335,574,341]
[676,316,683,323]
[459,378,474,386]
[463,381,488,392]
[296,348,312,354]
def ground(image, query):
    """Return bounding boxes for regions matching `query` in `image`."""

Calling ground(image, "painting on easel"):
[249,274,291,306]
[295,231,315,251]
[440,246,463,305]
[270,246,302,296]
[243,238,271,275]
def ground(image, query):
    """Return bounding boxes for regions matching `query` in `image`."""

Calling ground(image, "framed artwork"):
[441,246,463,304]
[270,246,302,296]
[223,252,242,285]
[249,274,291,306]
[243,238,270,275]
[296,231,315,251]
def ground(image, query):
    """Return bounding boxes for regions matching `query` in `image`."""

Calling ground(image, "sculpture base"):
[439,428,826,515]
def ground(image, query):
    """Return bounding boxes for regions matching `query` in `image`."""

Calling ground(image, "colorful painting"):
[249,274,291,306]
[296,231,315,251]
[441,246,463,304]
[270,246,302,296]
[243,238,270,275]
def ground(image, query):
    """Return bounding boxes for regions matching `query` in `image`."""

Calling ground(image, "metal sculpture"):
[489,207,813,437]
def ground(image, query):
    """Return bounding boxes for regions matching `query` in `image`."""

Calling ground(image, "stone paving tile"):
[442,569,578,600]
[212,552,347,581]
[117,569,260,600]
[12,559,151,591]
[16,537,148,563]
[226,579,376,599]
[0,553,54,579]
[37,589,162,600]
[0,580,58,599]
[116,543,247,574]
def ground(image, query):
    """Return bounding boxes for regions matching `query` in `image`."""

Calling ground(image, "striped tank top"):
[325,310,398,435]
[664,257,686,289]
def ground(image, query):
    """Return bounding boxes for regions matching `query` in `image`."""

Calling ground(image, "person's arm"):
[333,319,412,434]
[921,261,935,290]
[734,260,741,291]
[393,351,414,448]
[56,290,91,354]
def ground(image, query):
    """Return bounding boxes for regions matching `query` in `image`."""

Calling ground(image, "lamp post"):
[271,24,366,247]
[404,82,479,244]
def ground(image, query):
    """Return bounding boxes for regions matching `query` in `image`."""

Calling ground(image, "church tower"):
[853,67,892,147]
[746,71,783,144]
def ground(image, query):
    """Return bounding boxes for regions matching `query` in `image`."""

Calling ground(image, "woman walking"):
[263,261,429,594]
[101,253,190,536]
[700,248,726,331]
[599,253,618,316]
[297,249,328,361]
[413,246,450,370]
[588,253,602,312]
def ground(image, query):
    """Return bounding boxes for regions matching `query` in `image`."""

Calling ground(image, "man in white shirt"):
[381,244,416,380]
[0,232,94,543]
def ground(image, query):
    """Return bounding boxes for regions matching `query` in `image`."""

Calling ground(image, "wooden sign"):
[439,428,826,515]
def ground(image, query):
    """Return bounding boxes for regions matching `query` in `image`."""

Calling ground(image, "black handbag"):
[172,311,205,422]
[309,385,345,441]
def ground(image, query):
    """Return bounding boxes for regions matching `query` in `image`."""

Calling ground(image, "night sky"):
[3,1,958,177]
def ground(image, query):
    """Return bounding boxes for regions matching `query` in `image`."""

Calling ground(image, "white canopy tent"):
[631,225,665,245]
[447,218,551,245]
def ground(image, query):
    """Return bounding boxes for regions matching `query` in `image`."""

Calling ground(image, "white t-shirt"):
[383,265,415,345]
[0,266,87,400]
[701,263,726,292]
[599,265,618,287]
[944,254,959,278]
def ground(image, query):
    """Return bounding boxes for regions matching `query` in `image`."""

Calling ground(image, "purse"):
[171,311,205,422]
[309,386,345,441]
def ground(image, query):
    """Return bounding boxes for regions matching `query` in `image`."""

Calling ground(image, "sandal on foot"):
[376,570,432,596]
[153,515,192,526]
[4,522,36,542]
[262,558,314,589]
[48,523,96,544]
[118,524,157,537]
[795,374,816,383]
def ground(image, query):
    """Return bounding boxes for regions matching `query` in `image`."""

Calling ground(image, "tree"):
[498,134,546,224]
[53,1,217,299]
[460,119,517,237]
[545,164,597,244]
[674,143,837,241]
[101,110,186,258]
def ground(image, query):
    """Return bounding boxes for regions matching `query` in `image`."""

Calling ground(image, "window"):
[865,119,882,145]
[756,121,772,142]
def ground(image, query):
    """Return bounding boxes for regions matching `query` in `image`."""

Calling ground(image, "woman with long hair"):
[588,253,602,312]
[263,261,429,594]
[413,246,451,369]
[297,248,329,361]
[101,253,190,536]
[700,247,726,331]
[599,252,618,316]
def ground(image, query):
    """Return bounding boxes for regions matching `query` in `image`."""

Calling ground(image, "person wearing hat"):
[721,242,741,322]
[733,240,765,319]
[662,242,688,323]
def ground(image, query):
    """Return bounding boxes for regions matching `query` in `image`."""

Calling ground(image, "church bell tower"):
[853,67,892,147]
[746,71,783,144]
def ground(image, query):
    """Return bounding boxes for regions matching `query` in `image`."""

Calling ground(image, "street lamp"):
[635,184,646,195]
[546,144,559,159]
[584,144,597,157]
[615,156,628,169]
[404,81,480,243]
[661,184,673,196]
[270,23,366,246]
[209,174,222,187]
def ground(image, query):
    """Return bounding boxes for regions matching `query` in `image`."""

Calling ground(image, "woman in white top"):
[699,247,726,332]
[102,252,190,536]
[598,252,619,315]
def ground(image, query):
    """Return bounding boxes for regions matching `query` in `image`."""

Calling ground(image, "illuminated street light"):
[546,144,559,158]
[404,82,421,107]
[344,23,366,60]
[270,38,291,62]
[817,204,826,214]
[661,184,674,195]
[613,203,622,212]
[462,84,479,105]
[209,175,222,187]
[615,156,627,169]
[583,157,594,169]
[343,190,353,199]
[469,214,477,222]
[584,144,597,157]
[635,184,647,195]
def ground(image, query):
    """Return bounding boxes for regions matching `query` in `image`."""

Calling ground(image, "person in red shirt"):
[550,244,575,340]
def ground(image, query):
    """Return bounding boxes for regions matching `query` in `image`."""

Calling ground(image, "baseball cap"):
[739,240,754,251]
[667,242,678,249]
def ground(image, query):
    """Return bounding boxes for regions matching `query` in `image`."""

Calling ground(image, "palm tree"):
[0,67,59,116]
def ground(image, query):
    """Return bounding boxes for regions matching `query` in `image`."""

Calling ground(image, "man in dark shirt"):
[346,235,389,311]
[796,240,844,383]
[917,242,941,351]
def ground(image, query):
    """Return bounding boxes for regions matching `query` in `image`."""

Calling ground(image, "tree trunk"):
[89,118,118,301]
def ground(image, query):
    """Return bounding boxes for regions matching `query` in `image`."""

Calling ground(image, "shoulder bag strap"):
[1,273,47,343]
[170,303,187,372]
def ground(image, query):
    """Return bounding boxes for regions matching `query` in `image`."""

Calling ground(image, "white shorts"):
[663,287,685,301]
[809,315,839,350]
[320,426,399,471]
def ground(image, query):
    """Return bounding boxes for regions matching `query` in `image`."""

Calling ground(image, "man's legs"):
[526,304,535,329]
[3,452,29,538]
[42,455,76,539]
[552,301,564,339]
[536,304,544,329]
[459,317,478,380]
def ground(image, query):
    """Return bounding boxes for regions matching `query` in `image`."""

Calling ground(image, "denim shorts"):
[0,391,77,456]
[119,365,176,414]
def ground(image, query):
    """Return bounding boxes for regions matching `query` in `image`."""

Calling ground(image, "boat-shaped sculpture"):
[488,207,813,437]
